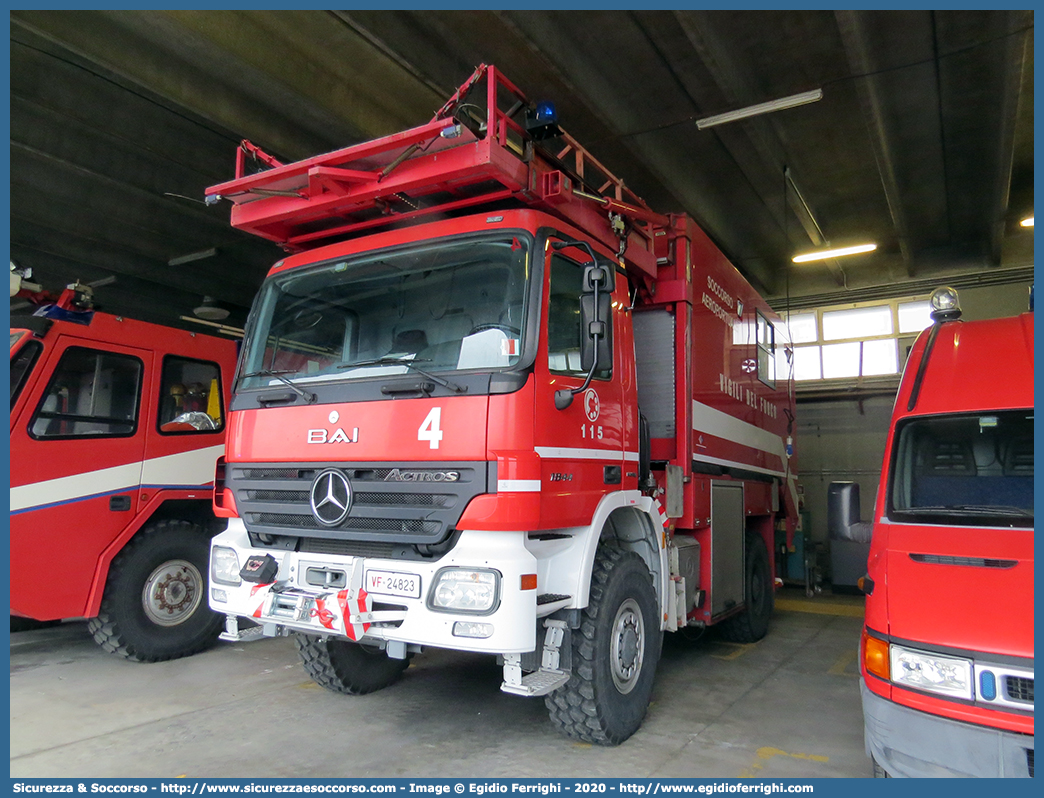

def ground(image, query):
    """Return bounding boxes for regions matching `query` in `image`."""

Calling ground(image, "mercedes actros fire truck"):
[205,65,798,744]
[10,281,237,661]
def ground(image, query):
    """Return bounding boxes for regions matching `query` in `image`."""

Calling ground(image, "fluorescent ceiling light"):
[168,247,217,267]
[696,89,823,130]
[1020,216,1033,228]
[792,243,877,263]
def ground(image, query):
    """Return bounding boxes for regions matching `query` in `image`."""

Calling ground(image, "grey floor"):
[10,590,870,779]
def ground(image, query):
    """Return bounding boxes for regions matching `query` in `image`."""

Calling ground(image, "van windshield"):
[888,411,1033,527]
[238,234,531,391]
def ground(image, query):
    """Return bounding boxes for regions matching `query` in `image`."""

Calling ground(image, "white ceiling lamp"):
[193,296,230,321]
[1020,216,1033,228]
[792,243,877,263]
[696,89,823,130]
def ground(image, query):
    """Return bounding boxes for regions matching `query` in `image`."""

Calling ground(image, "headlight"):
[890,643,973,699]
[211,546,242,586]
[429,569,500,614]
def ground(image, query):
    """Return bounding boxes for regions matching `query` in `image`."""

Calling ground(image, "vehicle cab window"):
[29,347,142,439]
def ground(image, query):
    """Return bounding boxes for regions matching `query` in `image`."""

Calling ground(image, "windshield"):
[888,410,1033,527]
[239,234,531,391]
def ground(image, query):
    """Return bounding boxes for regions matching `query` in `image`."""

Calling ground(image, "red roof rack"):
[205,65,665,278]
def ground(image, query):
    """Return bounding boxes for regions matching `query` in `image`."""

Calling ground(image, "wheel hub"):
[142,559,203,627]
[610,598,645,694]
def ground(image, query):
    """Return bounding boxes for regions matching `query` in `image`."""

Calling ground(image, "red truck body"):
[10,291,238,661]
[860,296,1034,777]
[206,65,797,744]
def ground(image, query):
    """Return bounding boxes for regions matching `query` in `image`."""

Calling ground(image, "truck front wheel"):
[296,634,410,695]
[545,547,661,745]
[88,519,222,662]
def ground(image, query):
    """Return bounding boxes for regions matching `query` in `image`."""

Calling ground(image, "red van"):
[860,287,1034,777]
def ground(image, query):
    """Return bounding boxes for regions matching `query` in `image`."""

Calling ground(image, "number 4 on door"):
[418,407,443,450]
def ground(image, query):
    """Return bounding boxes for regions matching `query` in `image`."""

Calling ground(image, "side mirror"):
[580,289,612,371]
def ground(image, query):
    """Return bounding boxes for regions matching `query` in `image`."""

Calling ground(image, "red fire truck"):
[10,281,238,661]
[205,65,798,744]
[860,288,1034,777]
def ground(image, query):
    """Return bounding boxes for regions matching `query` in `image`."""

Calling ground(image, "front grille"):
[1027,749,1034,778]
[299,538,398,558]
[230,460,489,546]
[1005,676,1034,704]
[253,513,440,535]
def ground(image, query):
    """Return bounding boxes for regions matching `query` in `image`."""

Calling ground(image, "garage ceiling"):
[10,10,1034,333]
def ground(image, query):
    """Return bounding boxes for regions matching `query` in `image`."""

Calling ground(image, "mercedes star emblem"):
[309,469,352,527]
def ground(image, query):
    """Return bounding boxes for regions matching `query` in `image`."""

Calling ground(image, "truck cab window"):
[547,252,612,380]
[30,347,142,439]
[756,310,776,388]
[10,339,42,409]
[158,356,224,433]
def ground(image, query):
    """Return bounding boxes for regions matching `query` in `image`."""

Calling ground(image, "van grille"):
[1005,676,1034,704]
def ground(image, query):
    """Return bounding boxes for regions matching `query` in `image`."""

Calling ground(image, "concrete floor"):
[10,588,870,779]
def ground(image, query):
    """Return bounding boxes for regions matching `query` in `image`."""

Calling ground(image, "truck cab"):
[10,284,238,661]
[860,287,1034,777]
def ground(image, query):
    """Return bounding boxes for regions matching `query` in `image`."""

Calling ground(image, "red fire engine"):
[860,287,1034,777]
[10,281,238,661]
[205,65,798,744]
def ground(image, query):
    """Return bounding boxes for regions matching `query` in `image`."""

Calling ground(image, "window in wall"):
[782,296,933,383]
[30,347,142,438]
[158,357,225,434]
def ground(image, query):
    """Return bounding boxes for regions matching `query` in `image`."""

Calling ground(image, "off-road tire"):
[717,532,773,643]
[545,547,661,745]
[296,634,410,695]
[88,519,222,662]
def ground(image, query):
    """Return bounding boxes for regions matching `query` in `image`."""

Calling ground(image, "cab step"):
[500,668,570,697]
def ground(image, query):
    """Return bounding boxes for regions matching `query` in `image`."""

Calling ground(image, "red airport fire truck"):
[860,288,1034,777]
[10,280,237,661]
[205,65,798,744]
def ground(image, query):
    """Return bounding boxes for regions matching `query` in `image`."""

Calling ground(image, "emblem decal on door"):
[583,388,600,422]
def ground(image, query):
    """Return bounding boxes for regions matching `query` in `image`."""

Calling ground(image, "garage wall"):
[793,279,1033,550]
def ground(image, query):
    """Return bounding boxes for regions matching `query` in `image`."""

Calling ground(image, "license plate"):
[365,569,421,599]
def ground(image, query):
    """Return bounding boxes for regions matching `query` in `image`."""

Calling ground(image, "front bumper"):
[861,680,1034,777]
[209,518,539,654]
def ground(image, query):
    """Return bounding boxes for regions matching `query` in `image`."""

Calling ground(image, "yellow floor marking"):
[775,597,864,618]
[710,641,757,660]
[828,649,859,676]
[739,746,830,777]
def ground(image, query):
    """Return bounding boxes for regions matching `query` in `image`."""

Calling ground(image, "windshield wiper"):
[904,504,1032,518]
[337,357,466,394]
[241,369,316,404]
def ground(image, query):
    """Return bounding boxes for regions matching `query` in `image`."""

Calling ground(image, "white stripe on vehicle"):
[535,446,636,461]
[10,445,223,513]
[497,479,542,493]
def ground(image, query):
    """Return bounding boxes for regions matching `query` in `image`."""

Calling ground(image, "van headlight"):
[429,568,500,614]
[890,643,973,699]
[211,546,242,586]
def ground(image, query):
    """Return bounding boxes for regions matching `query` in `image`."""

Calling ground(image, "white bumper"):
[209,518,539,654]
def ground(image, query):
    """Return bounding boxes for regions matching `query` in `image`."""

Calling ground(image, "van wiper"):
[908,504,1032,518]
[338,357,466,393]
[241,369,316,404]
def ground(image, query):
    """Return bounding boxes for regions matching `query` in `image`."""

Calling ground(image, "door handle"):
[109,495,132,512]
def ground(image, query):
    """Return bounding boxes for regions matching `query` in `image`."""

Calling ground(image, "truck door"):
[10,337,152,620]
[532,239,633,527]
